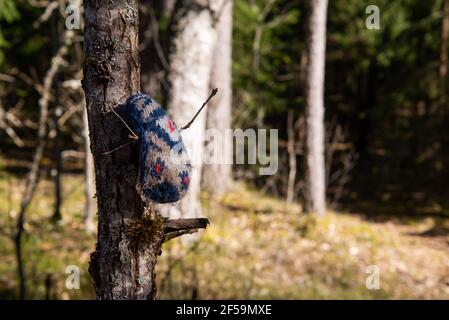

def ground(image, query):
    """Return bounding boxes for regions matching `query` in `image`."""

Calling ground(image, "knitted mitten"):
[124,93,191,203]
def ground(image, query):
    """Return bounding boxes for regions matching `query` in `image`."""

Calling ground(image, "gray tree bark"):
[304,0,328,216]
[83,0,164,299]
[202,0,234,196]
[286,110,296,204]
[83,0,209,299]
[166,0,219,218]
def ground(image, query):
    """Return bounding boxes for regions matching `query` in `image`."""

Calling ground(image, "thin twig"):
[181,88,218,130]
[102,107,139,155]
[111,107,138,139]
[0,104,24,147]
[33,1,59,28]
[102,140,137,155]
[148,7,170,70]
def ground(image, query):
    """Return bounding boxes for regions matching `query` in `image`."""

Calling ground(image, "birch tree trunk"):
[83,0,164,299]
[82,107,96,234]
[202,0,234,196]
[166,0,218,218]
[304,0,328,216]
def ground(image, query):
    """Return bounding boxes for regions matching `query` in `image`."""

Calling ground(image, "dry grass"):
[1,173,448,299]
[157,184,449,299]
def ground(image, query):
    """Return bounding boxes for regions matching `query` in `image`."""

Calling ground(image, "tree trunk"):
[286,110,296,204]
[82,106,96,234]
[440,0,449,103]
[50,12,63,223]
[304,0,328,216]
[13,7,77,297]
[83,0,165,299]
[166,0,218,218]
[202,0,234,196]
[83,0,209,299]
[51,106,63,222]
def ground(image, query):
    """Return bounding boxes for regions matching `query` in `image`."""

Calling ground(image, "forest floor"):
[0,173,448,299]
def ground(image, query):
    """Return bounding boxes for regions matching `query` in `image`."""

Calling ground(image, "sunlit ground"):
[0,172,448,299]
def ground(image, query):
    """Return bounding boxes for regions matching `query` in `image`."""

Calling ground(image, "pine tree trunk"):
[166,0,218,218]
[202,0,234,196]
[83,0,163,299]
[304,0,328,216]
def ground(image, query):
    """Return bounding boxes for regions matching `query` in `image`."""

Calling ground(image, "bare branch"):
[181,88,218,130]
[33,1,59,28]
[0,73,15,83]
[164,218,210,232]
[0,103,24,147]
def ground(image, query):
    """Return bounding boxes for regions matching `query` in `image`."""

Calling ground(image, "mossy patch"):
[124,214,167,249]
